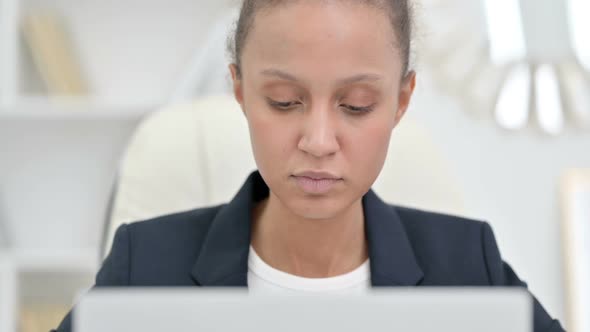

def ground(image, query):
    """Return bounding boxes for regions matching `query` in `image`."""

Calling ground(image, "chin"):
[286,193,351,221]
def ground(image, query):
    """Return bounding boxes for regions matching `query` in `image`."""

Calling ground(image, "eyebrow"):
[260,69,383,85]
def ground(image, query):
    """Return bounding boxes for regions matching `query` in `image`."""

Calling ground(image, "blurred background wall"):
[409,80,590,323]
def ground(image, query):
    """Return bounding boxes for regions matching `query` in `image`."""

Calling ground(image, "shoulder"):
[106,205,224,285]
[394,205,488,244]
[124,204,223,257]
[393,205,496,285]
[125,204,223,243]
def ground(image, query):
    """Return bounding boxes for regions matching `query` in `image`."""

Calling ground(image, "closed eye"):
[266,98,301,111]
[341,104,374,114]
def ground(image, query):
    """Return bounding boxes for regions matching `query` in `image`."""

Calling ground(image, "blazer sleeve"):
[481,222,565,332]
[52,224,131,332]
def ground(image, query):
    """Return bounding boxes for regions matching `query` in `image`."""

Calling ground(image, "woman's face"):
[230,1,415,220]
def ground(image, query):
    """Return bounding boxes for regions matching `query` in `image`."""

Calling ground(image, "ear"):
[229,64,245,108]
[393,71,416,128]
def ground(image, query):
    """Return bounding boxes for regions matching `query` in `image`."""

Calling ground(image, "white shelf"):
[0,0,19,107]
[0,251,97,331]
[1,0,236,108]
[0,255,18,332]
[0,1,236,330]
[21,270,94,306]
[9,249,99,272]
[0,100,156,118]
[5,249,97,305]
[1,95,163,110]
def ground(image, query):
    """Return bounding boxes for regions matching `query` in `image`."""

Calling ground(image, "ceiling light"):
[495,64,530,130]
[482,0,526,65]
[535,65,564,135]
[568,0,590,70]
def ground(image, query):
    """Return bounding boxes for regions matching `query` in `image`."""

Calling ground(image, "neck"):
[251,191,368,278]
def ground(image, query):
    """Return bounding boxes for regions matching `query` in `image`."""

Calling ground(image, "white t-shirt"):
[247,246,371,294]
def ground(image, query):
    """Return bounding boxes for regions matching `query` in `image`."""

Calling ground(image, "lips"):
[292,171,342,194]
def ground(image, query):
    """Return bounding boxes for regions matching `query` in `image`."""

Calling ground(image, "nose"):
[297,105,340,158]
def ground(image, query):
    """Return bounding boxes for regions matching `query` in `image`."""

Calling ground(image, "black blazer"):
[54,171,565,332]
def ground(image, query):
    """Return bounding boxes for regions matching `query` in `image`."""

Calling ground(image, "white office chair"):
[104,94,465,255]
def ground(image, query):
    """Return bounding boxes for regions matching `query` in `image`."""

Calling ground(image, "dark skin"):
[230,1,416,278]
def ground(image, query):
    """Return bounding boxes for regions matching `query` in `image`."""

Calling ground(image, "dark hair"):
[228,0,414,79]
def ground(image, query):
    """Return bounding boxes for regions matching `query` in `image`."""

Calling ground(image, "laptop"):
[0,105,148,252]
[75,288,532,332]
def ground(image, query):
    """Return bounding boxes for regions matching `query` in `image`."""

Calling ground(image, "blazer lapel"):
[191,172,266,286]
[362,190,424,286]
[191,171,424,287]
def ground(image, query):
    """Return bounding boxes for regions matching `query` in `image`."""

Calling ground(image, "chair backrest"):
[105,95,464,254]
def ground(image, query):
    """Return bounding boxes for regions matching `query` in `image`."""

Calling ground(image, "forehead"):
[241,1,402,80]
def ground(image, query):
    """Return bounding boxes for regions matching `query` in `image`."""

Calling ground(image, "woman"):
[55,0,565,331]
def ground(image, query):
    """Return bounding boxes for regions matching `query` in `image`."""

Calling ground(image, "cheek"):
[345,114,394,179]
[245,105,294,166]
